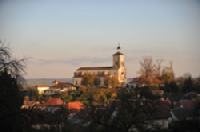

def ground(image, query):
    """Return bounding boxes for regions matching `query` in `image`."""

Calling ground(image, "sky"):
[0,0,200,78]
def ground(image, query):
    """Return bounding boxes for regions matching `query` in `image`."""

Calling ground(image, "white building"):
[73,44,127,87]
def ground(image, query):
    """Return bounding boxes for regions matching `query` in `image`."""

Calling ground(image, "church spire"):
[117,42,121,52]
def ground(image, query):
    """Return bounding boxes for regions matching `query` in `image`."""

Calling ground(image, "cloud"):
[29,57,112,66]
[125,56,141,61]
[126,49,153,54]
[92,46,116,51]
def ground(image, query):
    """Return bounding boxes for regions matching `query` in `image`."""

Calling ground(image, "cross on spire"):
[117,42,121,51]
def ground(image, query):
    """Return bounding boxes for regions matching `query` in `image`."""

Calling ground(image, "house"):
[51,80,76,92]
[73,44,127,87]
[110,100,172,130]
[21,101,40,109]
[182,92,197,100]
[39,98,64,113]
[64,101,85,113]
[43,88,60,95]
[173,100,198,109]
[152,90,164,96]
[128,81,136,89]
[33,85,49,94]
[54,101,85,118]
[171,109,195,120]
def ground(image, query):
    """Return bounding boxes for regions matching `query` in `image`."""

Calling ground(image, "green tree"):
[85,98,166,132]
[82,73,96,87]
[88,74,96,87]
[64,95,72,102]
[92,92,107,104]
[104,76,112,87]
[183,76,193,93]
[82,73,89,86]
[104,75,119,88]
[161,61,175,83]
[169,81,179,93]
[60,92,68,100]
[94,77,100,86]
[111,75,120,88]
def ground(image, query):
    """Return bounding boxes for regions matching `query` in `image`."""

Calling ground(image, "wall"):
[73,78,82,86]
[36,87,49,94]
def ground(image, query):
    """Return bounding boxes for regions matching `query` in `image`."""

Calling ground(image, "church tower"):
[113,43,125,68]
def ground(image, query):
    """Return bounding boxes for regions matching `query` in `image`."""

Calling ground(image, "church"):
[73,44,127,87]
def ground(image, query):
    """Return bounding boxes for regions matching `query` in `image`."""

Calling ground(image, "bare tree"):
[0,40,29,81]
[183,72,192,79]
[0,40,29,131]
[137,56,162,87]
[156,59,164,75]
[161,61,175,82]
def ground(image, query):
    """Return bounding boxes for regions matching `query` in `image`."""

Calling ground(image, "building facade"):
[73,44,127,87]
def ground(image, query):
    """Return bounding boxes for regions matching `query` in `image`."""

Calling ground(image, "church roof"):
[117,45,120,49]
[73,74,112,78]
[77,67,118,70]
[113,52,124,55]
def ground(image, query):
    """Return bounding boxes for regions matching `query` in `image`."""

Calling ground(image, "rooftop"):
[33,84,49,88]
[40,98,64,106]
[77,67,117,70]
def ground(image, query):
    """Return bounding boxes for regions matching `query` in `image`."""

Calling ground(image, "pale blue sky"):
[0,0,200,78]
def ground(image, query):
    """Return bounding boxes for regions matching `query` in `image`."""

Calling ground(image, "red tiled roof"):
[24,101,36,106]
[77,67,114,70]
[179,101,198,109]
[40,98,64,106]
[73,74,111,78]
[51,82,72,87]
[52,80,59,83]
[79,85,86,88]
[152,90,164,93]
[33,85,49,88]
[64,101,84,111]
[172,109,194,118]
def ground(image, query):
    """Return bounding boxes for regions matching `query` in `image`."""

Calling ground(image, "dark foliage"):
[0,42,27,131]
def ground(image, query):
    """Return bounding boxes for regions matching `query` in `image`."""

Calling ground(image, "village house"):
[33,85,49,94]
[33,80,76,95]
[38,98,64,113]
[152,90,164,96]
[73,44,127,87]
[127,81,136,89]
[62,101,85,118]
[78,100,172,130]
[51,80,76,91]
[21,101,40,109]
